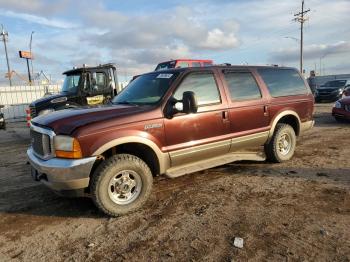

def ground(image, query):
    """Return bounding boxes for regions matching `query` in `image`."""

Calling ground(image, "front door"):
[163,71,231,167]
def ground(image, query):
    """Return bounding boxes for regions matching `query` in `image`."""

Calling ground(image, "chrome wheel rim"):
[108,170,142,205]
[278,133,292,156]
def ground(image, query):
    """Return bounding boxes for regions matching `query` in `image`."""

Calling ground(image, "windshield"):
[61,74,81,93]
[322,80,346,87]
[155,61,176,71]
[112,72,179,105]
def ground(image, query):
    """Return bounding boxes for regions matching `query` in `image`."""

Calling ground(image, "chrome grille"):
[30,125,55,159]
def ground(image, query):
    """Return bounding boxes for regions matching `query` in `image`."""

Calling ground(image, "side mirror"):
[182,91,198,114]
[165,91,198,119]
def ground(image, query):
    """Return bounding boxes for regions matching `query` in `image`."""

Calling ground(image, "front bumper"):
[27,147,96,191]
[332,107,350,120]
[315,93,341,101]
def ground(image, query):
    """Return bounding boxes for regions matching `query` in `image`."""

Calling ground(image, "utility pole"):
[29,31,34,82]
[294,0,310,75]
[0,24,12,86]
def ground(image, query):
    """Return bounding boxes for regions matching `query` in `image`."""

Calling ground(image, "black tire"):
[90,154,153,217]
[264,124,296,163]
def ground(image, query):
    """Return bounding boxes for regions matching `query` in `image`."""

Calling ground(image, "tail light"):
[25,108,31,127]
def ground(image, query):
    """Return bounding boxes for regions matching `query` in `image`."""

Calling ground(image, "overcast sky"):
[0,0,349,84]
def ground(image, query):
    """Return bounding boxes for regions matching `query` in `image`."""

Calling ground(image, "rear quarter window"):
[258,68,308,97]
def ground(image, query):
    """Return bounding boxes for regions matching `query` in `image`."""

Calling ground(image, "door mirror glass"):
[182,91,198,114]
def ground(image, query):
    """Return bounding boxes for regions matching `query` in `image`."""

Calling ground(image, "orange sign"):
[19,50,33,59]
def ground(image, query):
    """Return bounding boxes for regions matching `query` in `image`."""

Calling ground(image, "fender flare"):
[268,110,301,140]
[92,136,170,174]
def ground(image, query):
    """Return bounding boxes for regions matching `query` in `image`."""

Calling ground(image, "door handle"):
[222,111,228,119]
[263,105,269,116]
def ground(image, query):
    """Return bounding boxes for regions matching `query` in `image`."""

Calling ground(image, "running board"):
[165,152,266,178]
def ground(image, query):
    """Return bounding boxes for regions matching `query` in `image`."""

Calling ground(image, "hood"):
[30,93,67,107]
[339,96,350,105]
[32,104,151,134]
[318,86,343,90]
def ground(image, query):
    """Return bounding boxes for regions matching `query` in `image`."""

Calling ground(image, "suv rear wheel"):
[91,154,153,216]
[264,123,296,163]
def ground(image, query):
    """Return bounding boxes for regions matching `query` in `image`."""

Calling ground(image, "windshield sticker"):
[157,73,173,79]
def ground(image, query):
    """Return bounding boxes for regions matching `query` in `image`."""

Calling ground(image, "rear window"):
[155,61,176,71]
[258,68,308,97]
[176,62,190,68]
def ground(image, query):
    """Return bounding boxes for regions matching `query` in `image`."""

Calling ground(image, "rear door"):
[163,70,231,166]
[220,69,270,151]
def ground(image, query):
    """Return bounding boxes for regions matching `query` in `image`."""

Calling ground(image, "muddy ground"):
[0,103,349,262]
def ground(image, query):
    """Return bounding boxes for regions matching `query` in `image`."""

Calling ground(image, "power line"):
[294,0,310,74]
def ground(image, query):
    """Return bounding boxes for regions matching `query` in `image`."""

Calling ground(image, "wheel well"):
[100,143,160,176]
[276,115,300,136]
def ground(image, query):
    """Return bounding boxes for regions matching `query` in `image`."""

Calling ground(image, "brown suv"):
[27,65,314,216]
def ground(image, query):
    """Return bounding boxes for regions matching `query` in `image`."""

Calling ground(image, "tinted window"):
[192,62,201,67]
[203,62,212,67]
[61,74,80,93]
[224,72,261,101]
[155,61,175,71]
[95,72,106,88]
[112,72,179,105]
[176,62,189,68]
[258,68,307,97]
[174,73,220,106]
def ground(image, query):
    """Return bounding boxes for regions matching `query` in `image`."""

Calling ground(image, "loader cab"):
[28,64,121,119]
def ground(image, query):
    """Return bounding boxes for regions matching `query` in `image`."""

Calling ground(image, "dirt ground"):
[0,103,349,262]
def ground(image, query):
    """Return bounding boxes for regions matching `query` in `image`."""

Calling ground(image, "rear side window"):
[224,72,261,101]
[258,68,307,97]
[192,62,201,67]
[174,73,221,106]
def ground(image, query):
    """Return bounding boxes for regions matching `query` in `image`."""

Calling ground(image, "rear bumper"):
[27,147,96,191]
[300,120,314,134]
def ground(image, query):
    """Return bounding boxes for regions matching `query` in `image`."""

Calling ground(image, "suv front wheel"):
[91,154,153,216]
[264,123,296,163]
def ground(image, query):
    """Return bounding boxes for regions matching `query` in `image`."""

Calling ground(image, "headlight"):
[39,108,55,116]
[54,135,82,158]
[334,101,342,109]
[338,88,343,94]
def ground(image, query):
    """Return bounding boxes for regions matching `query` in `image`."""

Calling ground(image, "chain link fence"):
[0,85,60,121]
